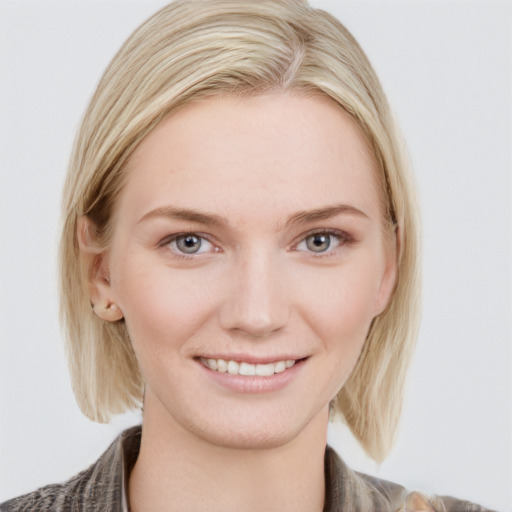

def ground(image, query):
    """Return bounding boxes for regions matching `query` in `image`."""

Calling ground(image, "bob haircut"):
[60,0,420,463]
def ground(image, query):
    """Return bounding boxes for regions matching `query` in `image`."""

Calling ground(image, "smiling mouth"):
[198,357,299,376]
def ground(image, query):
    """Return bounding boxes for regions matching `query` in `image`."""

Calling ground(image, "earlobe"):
[91,301,124,322]
[77,216,123,322]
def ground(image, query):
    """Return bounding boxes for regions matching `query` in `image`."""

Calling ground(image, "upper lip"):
[196,354,307,364]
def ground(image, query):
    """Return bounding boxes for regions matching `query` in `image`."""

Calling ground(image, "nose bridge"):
[219,245,289,336]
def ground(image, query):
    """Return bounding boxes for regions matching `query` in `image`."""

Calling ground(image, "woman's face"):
[95,93,396,449]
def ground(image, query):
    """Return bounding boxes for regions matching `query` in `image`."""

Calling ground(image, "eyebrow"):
[285,203,369,227]
[138,207,227,227]
[138,203,368,228]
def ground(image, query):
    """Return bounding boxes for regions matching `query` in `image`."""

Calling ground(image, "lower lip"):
[197,359,306,394]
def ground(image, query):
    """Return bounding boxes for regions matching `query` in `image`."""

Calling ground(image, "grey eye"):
[305,233,331,252]
[167,233,215,256]
[175,234,202,254]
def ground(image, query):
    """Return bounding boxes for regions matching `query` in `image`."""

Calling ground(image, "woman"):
[0,1,501,511]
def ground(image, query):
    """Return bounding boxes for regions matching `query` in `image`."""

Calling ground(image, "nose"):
[219,248,289,337]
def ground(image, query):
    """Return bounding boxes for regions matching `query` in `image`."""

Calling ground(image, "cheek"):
[292,260,382,387]
[317,284,374,367]
[293,260,382,340]
[110,256,219,363]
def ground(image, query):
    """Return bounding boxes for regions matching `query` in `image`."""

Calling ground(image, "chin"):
[194,420,307,451]
[177,401,329,451]
[144,376,332,451]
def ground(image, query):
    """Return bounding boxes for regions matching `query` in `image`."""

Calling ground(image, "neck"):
[129,398,328,512]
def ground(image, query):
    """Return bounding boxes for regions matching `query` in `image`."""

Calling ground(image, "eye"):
[167,233,214,255]
[296,231,344,254]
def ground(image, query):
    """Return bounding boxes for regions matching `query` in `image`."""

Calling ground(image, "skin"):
[82,93,397,512]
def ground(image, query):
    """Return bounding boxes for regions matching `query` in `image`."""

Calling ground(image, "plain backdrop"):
[0,1,510,510]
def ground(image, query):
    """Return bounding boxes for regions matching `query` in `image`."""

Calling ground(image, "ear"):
[374,225,400,316]
[77,216,123,322]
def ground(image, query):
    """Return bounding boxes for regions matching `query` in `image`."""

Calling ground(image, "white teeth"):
[274,361,286,373]
[255,363,275,376]
[239,362,256,376]
[227,360,239,375]
[201,357,297,376]
[216,359,228,372]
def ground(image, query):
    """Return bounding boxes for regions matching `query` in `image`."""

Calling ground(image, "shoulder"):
[324,446,497,512]
[0,426,141,512]
[0,466,96,512]
[324,445,407,511]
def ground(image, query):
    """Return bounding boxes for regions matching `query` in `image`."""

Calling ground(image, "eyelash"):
[160,232,217,259]
[293,228,352,256]
[159,229,353,259]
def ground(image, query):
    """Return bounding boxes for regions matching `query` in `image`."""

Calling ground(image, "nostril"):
[219,298,289,336]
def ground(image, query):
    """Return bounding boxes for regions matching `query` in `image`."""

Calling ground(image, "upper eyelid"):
[291,229,355,259]
[292,228,350,246]
[161,233,218,259]
[160,231,215,246]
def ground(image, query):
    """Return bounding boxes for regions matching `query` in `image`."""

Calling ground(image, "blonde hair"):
[60,0,420,462]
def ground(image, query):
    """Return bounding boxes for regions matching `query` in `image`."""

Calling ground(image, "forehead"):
[119,93,382,227]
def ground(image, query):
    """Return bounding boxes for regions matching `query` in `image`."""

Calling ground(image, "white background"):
[0,1,510,510]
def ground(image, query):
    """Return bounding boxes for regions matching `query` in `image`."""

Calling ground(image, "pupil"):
[178,235,201,253]
[307,234,330,252]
